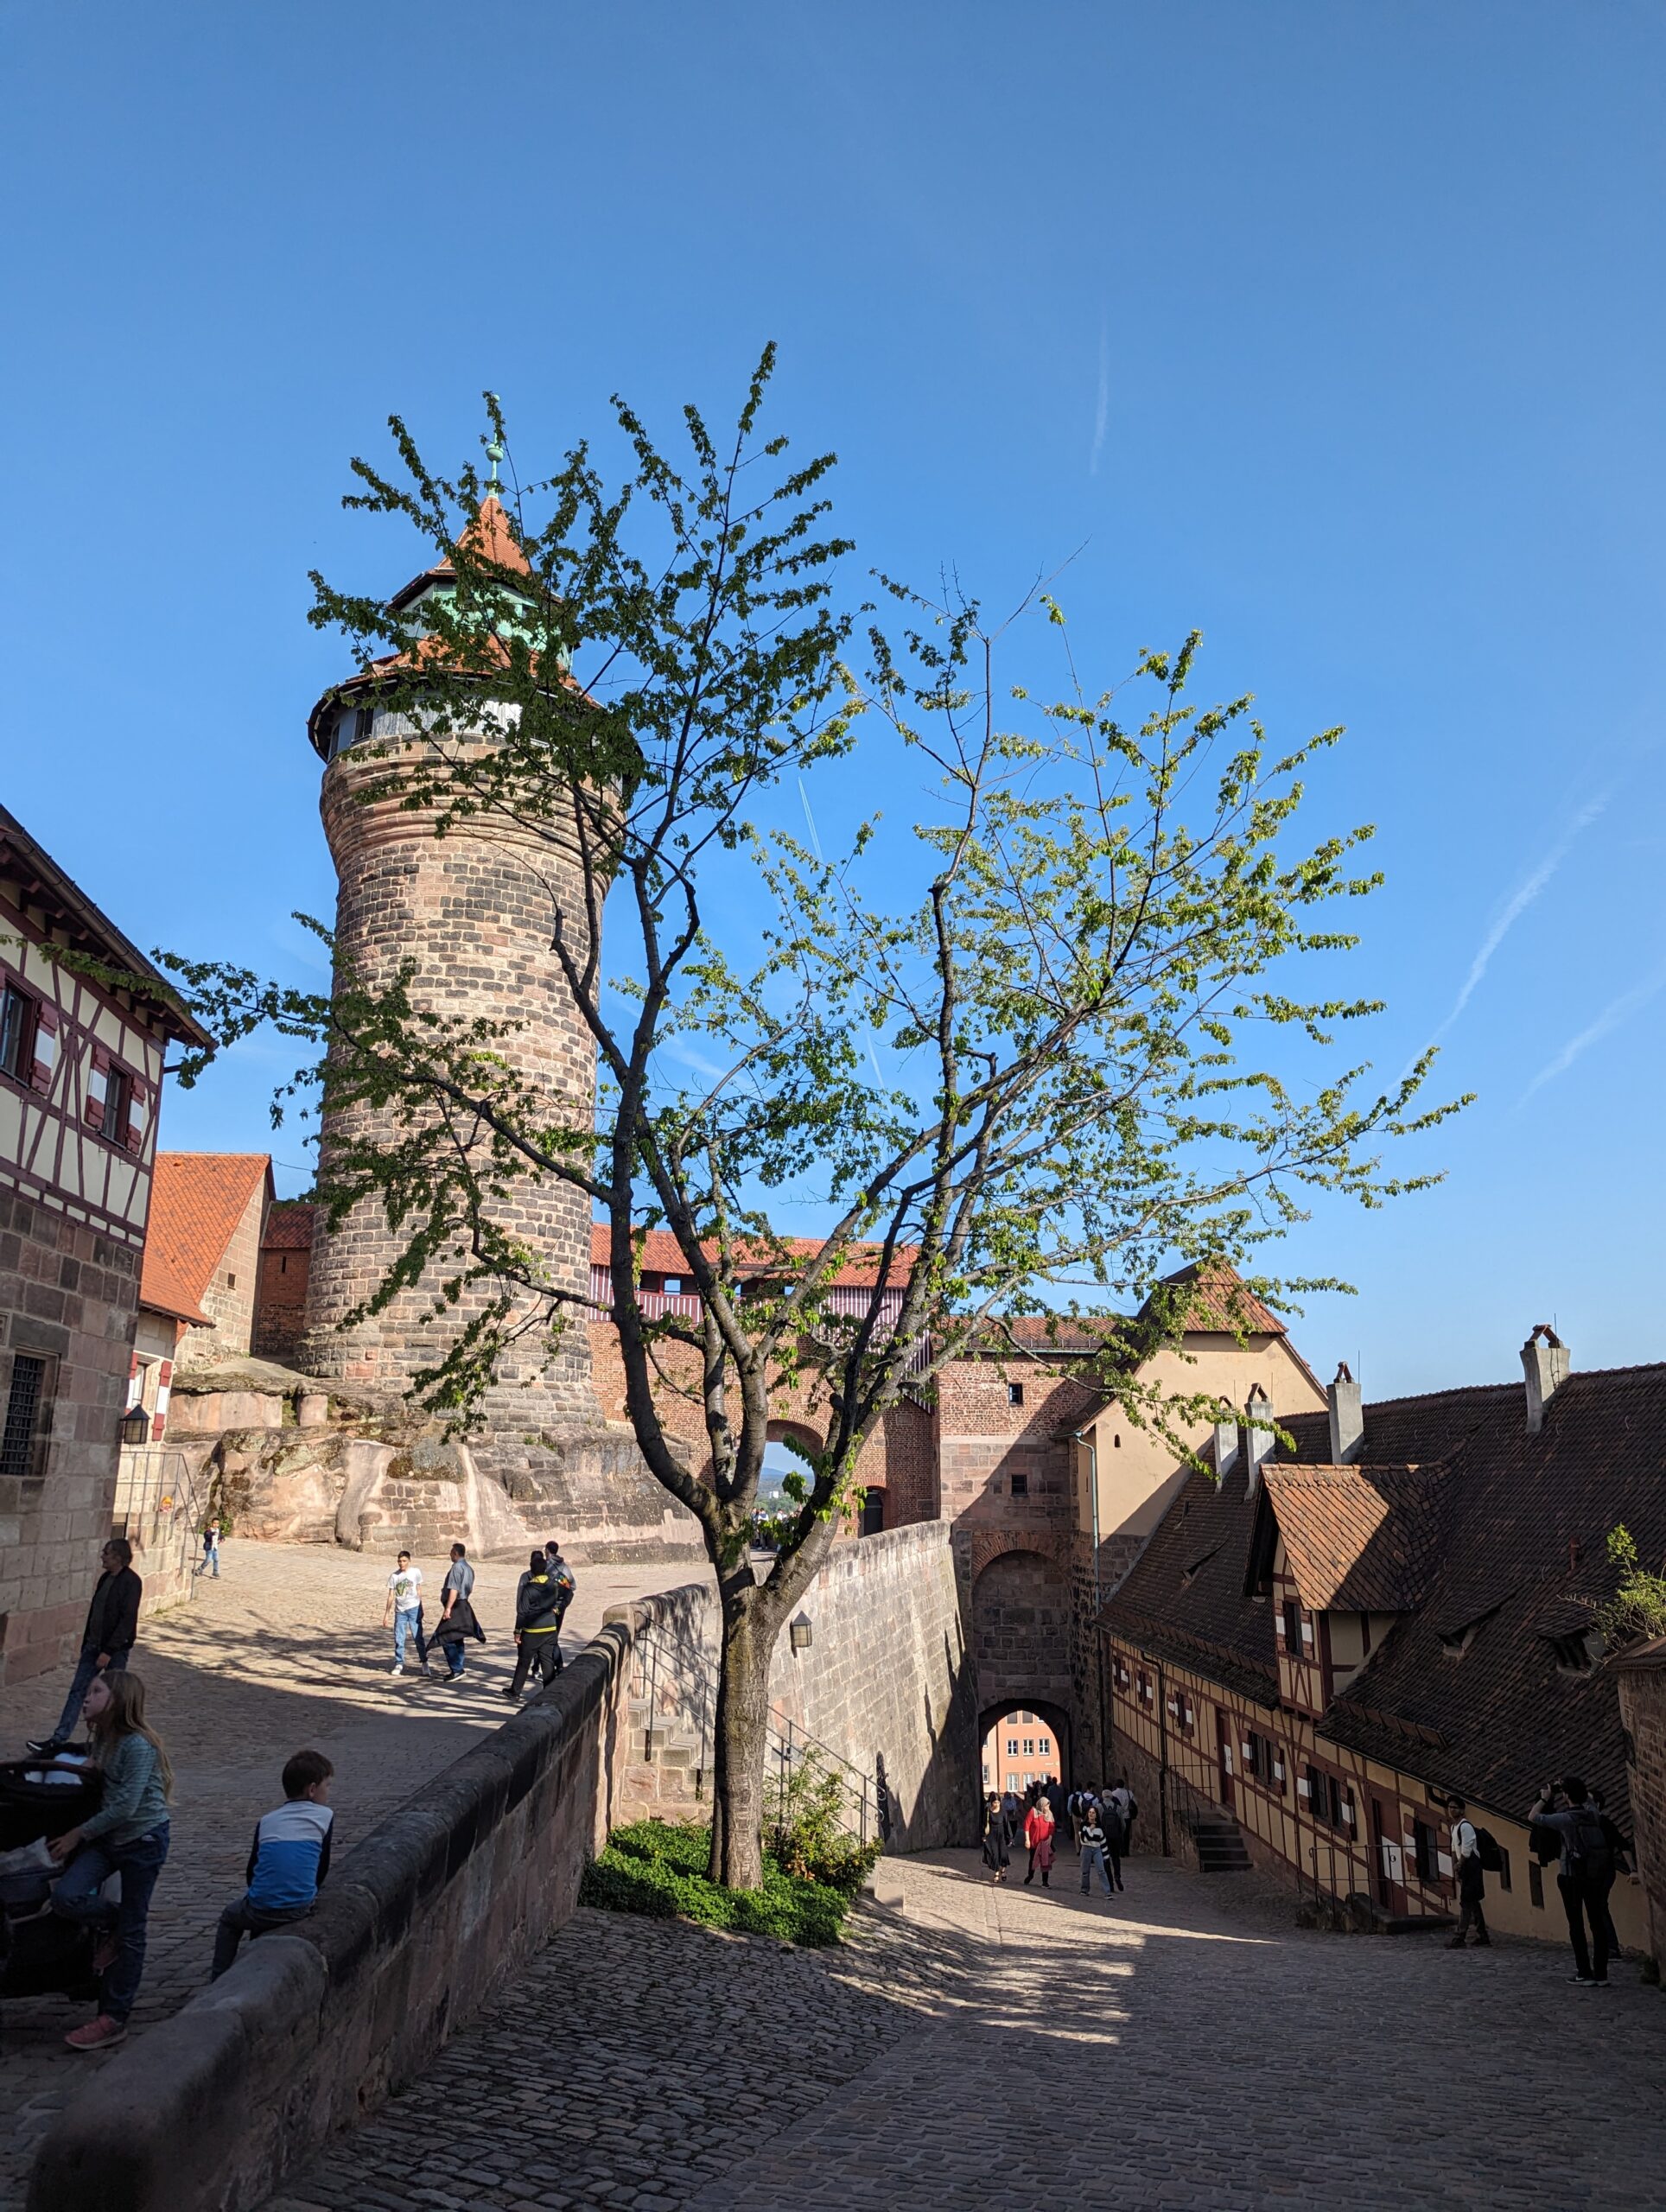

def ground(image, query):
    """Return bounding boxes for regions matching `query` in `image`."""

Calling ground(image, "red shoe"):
[65,2014,127,2051]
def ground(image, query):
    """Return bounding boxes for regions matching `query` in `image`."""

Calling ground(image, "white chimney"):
[1327,1362,1364,1465]
[1213,1415,1239,1478]
[1522,1325,1569,1434]
[1244,1384,1275,1497]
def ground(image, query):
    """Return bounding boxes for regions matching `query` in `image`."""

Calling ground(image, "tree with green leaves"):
[167,349,1460,1889]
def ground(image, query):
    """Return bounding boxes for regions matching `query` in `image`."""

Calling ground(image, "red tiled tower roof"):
[140,1154,270,1325]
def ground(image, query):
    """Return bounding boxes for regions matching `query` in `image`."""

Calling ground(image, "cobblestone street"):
[0,1541,708,2206]
[269,1851,1666,2212]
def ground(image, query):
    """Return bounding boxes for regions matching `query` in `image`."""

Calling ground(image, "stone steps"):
[1190,1815,1253,1873]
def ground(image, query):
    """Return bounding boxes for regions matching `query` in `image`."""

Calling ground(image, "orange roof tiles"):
[1259,1463,1441,1612]
[140,1154,270,1325]
[588,1222,917,1291]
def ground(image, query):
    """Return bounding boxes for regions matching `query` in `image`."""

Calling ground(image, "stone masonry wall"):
[29,1605,650,2212]
[616,1523,981,1851]
[185,1180,267,1363]
[253,1236,309,1363]
[1617,1656,1666,1974]
[302,730,601,1459]
[0,1190,138,1688]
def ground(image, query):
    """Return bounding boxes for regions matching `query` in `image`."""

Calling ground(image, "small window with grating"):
[1,1353,48,1478]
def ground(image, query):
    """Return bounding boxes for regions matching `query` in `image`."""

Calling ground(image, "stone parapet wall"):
[28,1608,645,2212]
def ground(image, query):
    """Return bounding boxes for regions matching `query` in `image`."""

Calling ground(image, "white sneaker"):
[390,1663,404,1675]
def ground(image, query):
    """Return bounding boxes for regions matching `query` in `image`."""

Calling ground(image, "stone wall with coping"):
[613,1522,980,1852]
[27,1605,649,2212]
[29,1530,981,2212]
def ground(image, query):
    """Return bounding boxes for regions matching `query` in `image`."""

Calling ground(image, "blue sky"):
[3,3,1663,1399]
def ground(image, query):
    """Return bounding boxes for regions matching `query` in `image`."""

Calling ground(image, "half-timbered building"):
[1100,1331,1666,1950]
[0,804,209,1686]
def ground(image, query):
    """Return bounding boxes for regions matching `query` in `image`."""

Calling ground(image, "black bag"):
[1474,1826,1505,1873]
[1567,1811,1614,1879]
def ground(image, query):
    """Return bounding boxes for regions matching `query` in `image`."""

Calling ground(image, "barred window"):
[1,1354,47,1477]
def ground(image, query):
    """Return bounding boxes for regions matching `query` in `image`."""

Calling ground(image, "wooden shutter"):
[29,1001,57,1094]
[124,1076,148,1153]
[86,1041,110,1130]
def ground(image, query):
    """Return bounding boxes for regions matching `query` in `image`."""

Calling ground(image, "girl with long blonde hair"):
[47,1667,174,2050]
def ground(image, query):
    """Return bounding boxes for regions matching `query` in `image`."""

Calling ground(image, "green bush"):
[768,1750,883,1896]
[579,1817,859,1946]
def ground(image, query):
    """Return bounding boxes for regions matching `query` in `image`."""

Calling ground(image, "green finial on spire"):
[485,396,505,493]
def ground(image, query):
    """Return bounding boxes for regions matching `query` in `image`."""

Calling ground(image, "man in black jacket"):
[28,1538,143,1755]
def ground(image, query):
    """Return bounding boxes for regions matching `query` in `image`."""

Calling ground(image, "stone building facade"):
[1614,1638,1666,1975]
[0,804,209,1687]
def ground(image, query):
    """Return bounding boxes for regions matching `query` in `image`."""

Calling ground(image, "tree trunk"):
[708,1595,775,1889]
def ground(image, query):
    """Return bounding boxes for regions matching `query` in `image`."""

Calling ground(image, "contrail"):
[1089,315,1109,477]
[1428,786,1612,1046]
[1522,960,1666,1102]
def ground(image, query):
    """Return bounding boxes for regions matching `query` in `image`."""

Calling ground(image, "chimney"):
[1213,1414,1239,1479]
[1522,1324,1569,1434]
[1327,1361,1364,1465]
[1244,1384,1275,1497]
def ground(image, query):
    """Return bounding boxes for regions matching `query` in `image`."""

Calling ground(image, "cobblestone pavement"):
[0,1540,709,2208]
[270,1849,1666,2212]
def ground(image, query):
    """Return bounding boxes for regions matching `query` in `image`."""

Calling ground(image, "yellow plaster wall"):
[1077,1333,1325,1545]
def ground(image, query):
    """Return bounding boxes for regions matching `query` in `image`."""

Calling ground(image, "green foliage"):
[154,350,1468,1884]
[1597,1524,1666,1648]
[579,1818,857,1944]
[769,1751,883,1893]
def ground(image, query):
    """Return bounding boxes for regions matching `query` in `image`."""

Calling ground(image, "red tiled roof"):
[588,1222,917,1291]
[1141,1261,1287,1337]
[387,495,532,607]
[140,1154,270,1325]
[261,1201,316,1251]
[1259,1463,1443,1612]
[1104,1357,1666,1833]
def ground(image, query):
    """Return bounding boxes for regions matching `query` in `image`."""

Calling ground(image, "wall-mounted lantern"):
[790,1612,813,1655]
[120,1404,150,1446]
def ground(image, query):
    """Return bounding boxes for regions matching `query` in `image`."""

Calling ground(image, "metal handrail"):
[633,1626,877,1846]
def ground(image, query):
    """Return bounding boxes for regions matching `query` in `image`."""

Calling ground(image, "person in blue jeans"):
[26,1538,142,1757]
[381,1552,429,1675]
[46,1669,174,2051]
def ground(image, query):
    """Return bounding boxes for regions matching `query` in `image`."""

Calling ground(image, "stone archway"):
[978,1695,1074,1793]
[970,1547,1076,1786]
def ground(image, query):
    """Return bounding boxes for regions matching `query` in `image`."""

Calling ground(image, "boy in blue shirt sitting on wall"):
[210,1749,334,1979]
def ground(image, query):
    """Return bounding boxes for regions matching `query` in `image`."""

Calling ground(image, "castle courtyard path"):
[268,1849,1666,2212]
[0,1539,712,2209]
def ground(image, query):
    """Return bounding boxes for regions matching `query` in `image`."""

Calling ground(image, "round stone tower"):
[300,497,606,1491]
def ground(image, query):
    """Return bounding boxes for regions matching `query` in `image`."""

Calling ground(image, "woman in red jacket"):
[1022,1796,1056,1888]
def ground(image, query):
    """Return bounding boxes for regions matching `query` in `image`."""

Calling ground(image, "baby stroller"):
[0,1757,104,2003]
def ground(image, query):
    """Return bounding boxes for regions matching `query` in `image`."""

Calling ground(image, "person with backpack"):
[1096,1789,1129,1893]
[503,1549,566,1699]
[1446,1795,1492,1948]
[1528,1776,1628,1986]
[1068,1786,1096,1849]
[543,1537,576,1637]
